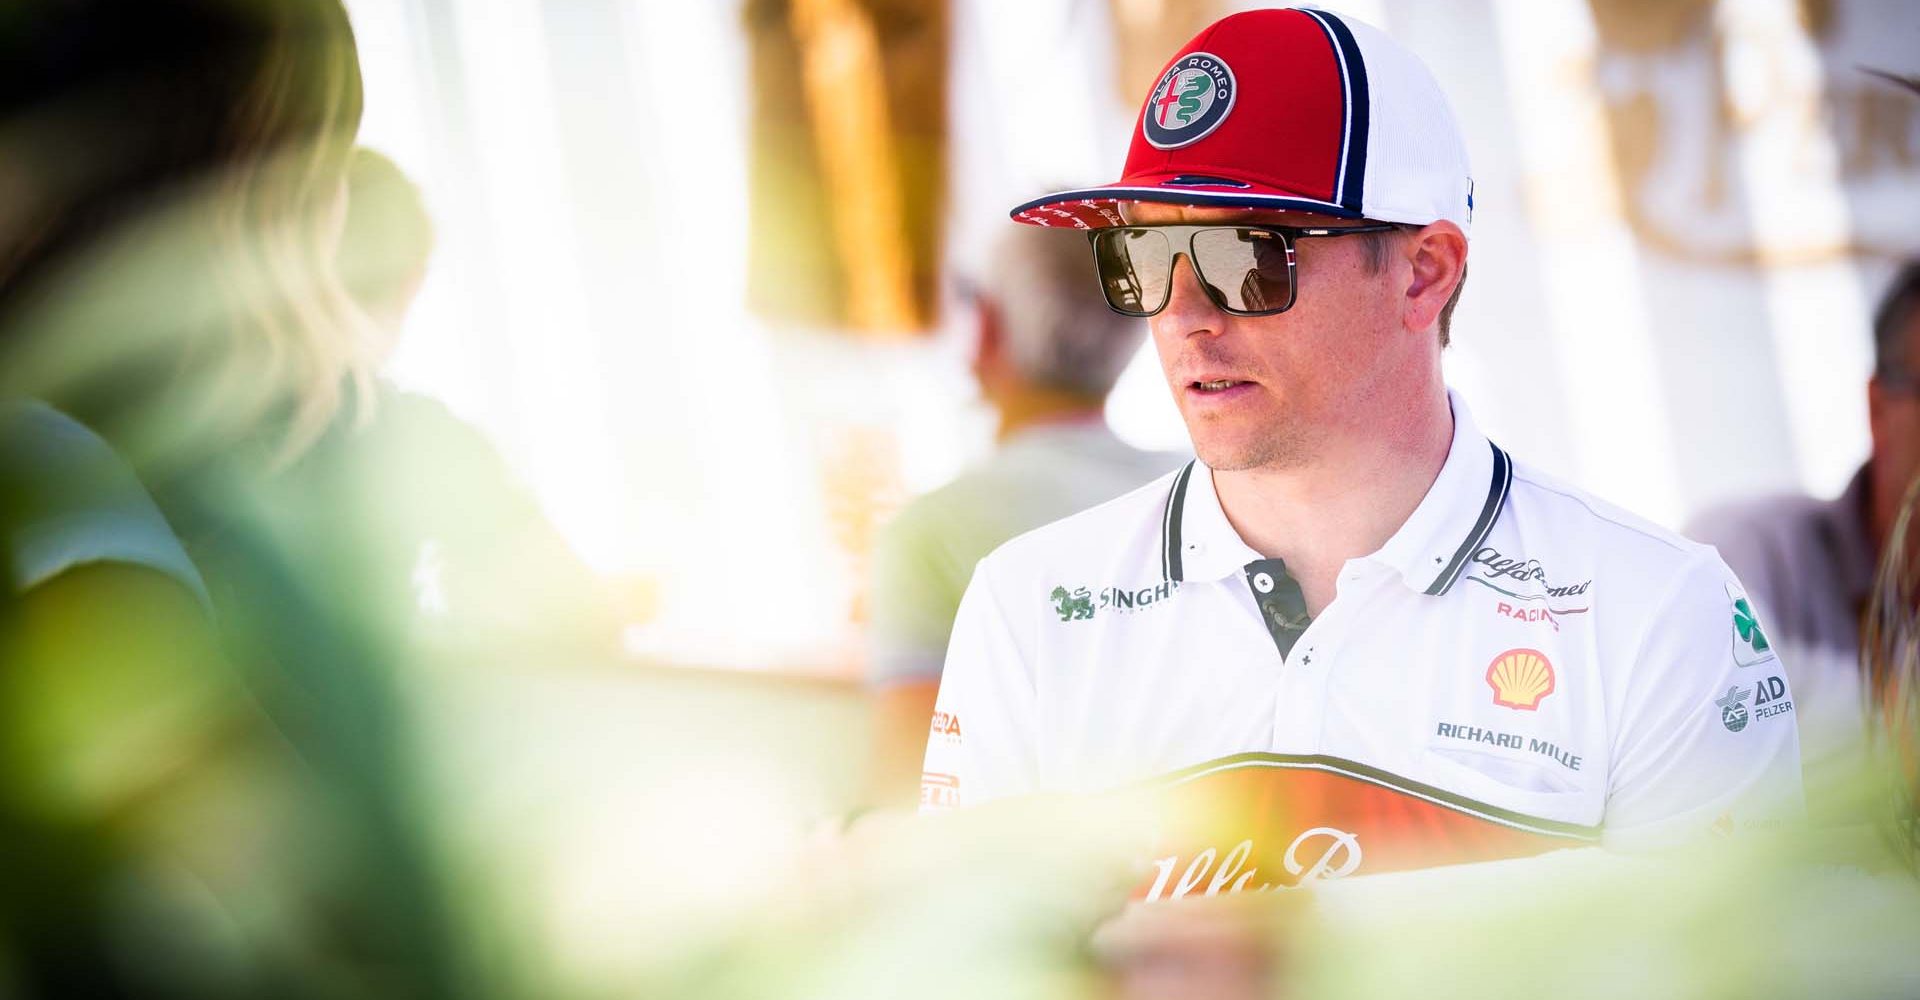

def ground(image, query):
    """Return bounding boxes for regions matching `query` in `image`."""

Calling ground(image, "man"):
[1688,261,1920,823]
[923,8,1801,886]
[869,224,1183,804]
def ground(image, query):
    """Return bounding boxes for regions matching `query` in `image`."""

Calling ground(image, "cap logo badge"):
[1143,53,1236,150]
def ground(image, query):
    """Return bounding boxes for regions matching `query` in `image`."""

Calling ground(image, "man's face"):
[1130,202,1408,472]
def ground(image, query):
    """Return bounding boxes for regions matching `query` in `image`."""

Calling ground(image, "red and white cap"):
[1010,7,1473,236]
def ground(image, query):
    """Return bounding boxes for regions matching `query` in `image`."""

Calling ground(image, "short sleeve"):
[1682,506,1789,633]
[1602,550,1804,848]
[919,557,1039,812]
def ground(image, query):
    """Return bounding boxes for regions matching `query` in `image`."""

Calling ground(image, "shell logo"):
[1486,648,1555,710]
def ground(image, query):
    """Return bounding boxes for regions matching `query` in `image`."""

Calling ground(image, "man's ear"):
[1402,221,1468,334]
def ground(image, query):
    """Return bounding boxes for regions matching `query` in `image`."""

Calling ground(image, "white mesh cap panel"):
[1336,13,1475,236]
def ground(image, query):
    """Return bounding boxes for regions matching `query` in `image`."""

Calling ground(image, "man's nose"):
[1157,253,1224,336]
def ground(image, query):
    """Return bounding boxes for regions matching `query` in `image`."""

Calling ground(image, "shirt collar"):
[1158,389,1513,596]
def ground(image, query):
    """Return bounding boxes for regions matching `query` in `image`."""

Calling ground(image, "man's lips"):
[1180,377,1262,411]
[1184,375,1260,395]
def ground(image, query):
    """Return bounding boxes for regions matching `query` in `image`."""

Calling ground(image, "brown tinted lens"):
[1093,228,1172,316]
[1191,227,1292,314]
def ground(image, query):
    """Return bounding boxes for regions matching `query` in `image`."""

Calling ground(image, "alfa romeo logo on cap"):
[1143,52,1236,150]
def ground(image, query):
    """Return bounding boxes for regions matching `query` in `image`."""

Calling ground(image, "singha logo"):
[1050,585,1094,622]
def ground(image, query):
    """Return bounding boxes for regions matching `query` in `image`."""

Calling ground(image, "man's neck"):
[1213,392,1455,615]
[992,386,1107,444]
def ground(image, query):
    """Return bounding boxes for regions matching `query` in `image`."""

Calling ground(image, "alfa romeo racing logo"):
[1143,53,1236,149]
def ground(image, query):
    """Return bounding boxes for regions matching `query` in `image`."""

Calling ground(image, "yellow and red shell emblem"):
[1486,648,1555,710]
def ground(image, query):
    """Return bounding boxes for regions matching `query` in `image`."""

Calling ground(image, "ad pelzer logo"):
[1716,684,1752,732]
[1143,53,1236,149]
[1049,581,1181,622]
[1726,583,1776,667]
[1752,674,1794,721]
[1486,648,1556,711]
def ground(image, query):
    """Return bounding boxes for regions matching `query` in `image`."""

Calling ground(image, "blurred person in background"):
[1689,261,1920,825]
[867,224,1183,806]
[334,146,618,655]
[0,1,477,995]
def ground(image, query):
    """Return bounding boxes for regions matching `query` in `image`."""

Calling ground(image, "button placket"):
[1243,558,1310,661]
[1279,580,1367,752]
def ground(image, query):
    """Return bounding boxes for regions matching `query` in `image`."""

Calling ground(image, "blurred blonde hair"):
[203,34,376,461]
[0,0,371,465]
[1864,471,1920,869]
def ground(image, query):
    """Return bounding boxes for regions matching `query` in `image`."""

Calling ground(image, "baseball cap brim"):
[1009,171,1367,229]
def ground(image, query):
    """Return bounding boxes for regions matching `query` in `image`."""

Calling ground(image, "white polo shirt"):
[923,393,1802,889]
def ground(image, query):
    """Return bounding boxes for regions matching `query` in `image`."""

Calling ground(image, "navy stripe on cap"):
[1298,9,1371,214]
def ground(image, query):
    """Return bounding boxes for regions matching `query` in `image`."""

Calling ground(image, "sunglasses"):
[1087,222,1402,318]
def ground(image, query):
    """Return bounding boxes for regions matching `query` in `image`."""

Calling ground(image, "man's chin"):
[1192,430,1306,474]
[1194,441,1279,474]
[1195,448,1260,473]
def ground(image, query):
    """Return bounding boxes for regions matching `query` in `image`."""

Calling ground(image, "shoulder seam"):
[1508,465,1694,557]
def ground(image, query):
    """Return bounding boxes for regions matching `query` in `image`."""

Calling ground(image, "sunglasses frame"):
[1087,222,1404,318]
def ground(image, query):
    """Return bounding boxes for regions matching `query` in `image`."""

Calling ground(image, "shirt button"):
[1253,571,1275,593]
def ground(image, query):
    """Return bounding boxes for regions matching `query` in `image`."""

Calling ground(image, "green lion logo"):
[1050,585,1094,622]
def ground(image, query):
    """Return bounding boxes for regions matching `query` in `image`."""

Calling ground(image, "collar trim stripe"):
[1159,751,1601,841]
[1425,443,1513,596]
[1298,8,1370,212]
[1162,461,1196,583]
